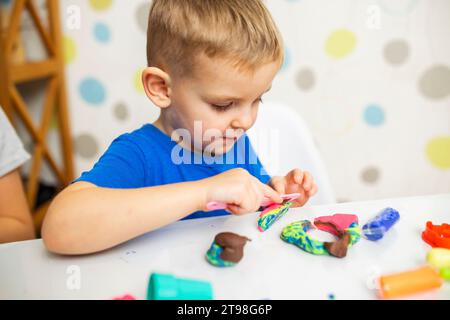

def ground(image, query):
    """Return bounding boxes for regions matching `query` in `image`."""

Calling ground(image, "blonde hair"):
[147,0,284,77]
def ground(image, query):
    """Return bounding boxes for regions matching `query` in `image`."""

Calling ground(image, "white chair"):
[247,101,336,205]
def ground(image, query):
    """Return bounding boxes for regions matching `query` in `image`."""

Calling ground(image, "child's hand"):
[268,169,318,207]
[203,168,283,215]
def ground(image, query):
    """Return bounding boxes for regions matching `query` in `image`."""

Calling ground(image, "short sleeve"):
[74,135,147,188]
[0,107,30,178]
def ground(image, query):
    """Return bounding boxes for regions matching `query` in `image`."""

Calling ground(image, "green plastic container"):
[147,273,213,300]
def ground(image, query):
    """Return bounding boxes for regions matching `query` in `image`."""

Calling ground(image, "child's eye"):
[252,97,264,106]
[211,102,233,112]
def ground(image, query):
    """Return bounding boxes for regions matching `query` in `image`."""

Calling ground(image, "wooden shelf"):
[11,59,59,83]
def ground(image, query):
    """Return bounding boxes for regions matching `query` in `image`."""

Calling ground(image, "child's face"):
[163,54,280,155]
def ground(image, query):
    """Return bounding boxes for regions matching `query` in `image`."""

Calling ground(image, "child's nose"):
[231,108,255,131]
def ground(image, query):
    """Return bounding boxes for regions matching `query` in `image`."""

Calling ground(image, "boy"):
[42,0,317,255]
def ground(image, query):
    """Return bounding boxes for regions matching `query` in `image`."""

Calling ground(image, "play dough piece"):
[281,220,328,255]
[362,207,400,241]
[314,214,358,237]
[258,201,294,232]
[441,267,450,281]
[316,221,361,258]
[205,243,236,267]
[426,248,450,269]
[205,232,250,267]
[422,221,450,249]
[113,294,137,300]
[281,220,361,258]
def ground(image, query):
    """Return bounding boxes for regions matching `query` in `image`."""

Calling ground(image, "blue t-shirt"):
[75,124,271,219]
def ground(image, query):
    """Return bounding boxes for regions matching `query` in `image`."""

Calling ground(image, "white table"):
[1,194,449,300]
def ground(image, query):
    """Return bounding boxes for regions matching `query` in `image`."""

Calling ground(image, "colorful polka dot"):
[361,167,380,184]
[89,0,113,11]
[63,36,77,64]
[94,22,111,43]
[418,65,450,100]
[384,39,409,65]
[280,47,291,72]
[325,29,356,59]
[79,77,106,105]
[426,137,450,169]
[296,68,315,91]
[364,104,385,127]
[74,134,99,159]
[114,102,129,121]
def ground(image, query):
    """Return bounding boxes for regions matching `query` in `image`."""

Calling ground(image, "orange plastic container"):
[379,266,443,299]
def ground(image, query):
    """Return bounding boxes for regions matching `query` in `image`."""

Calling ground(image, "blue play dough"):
[362,207,400,241]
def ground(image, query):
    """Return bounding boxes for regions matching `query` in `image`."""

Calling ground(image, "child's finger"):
[261,181,283,204]
[227,204,239,215]
[307,183,318,197]
[250,180,265,210]
[287,169,303,185]
[268,177,286,197]
[302,171,313,191]
[291,192,306,208]
[227,204,246,215]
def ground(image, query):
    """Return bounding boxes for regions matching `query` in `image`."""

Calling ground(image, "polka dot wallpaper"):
[59,0,450,202]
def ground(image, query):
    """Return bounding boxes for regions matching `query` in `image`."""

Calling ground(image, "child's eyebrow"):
[208,85,272,101]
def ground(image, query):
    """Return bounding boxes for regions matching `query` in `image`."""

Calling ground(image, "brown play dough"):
[314,221,351,258]
[214,232,250,263]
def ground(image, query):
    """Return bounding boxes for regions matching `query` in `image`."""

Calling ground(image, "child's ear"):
[142,67,172,108]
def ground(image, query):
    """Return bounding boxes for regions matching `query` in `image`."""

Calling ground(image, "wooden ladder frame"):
[0,0,74,231]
